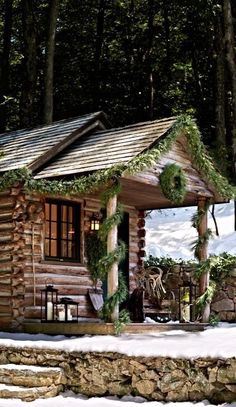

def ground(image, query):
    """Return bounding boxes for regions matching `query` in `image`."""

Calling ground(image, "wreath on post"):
[159,163,187,204]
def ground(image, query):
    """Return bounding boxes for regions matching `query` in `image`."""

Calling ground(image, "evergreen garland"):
[100,273,129,321]
[84,233,106,286]
[191,228,213,260]
[159,163,187,204]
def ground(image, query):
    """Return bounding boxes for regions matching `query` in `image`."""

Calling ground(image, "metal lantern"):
[41,284,58,322]
[90,213,101,231]
[178,276,197,322]
[57,298,79,322]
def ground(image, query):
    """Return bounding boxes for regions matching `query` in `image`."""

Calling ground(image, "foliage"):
[144,255,197,269]
[159,163,187,204]
[84,233,106,286]
[97,240,126,280]
[100,273,129,322]
[208,313,220,326]
[191,228,213,261]
[195,252,236,283]
[1,0,236,180]
[114,309,131,335]
[99,204,124,242]
[145,255,180,268]
[195,281,217,312]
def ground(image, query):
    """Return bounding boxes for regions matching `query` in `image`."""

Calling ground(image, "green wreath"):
[159,163,187,204]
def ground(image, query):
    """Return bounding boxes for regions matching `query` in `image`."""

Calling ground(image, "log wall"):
[0,186,141,328]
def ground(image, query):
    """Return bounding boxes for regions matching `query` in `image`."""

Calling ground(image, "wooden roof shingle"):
[35,116,177,178]
[0,112,108,173]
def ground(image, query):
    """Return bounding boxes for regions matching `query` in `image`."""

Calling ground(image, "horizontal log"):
[24,275,94,286]
[34,263,90,276]
[24,294,91,307]
[25,286,94,296]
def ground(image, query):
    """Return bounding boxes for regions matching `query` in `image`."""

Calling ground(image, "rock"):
[218,362,236,383]
[211,298,234,312]
[129,360,146,373]
[135,379,156,395]
[166,383,189,401]
[208,367,218,383]
[0,383,63,401]
[107,381,132,396]
[213,290,228,302]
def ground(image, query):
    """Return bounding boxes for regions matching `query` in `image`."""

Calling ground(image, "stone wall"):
[0,346,235,403]
[211,271,236,322]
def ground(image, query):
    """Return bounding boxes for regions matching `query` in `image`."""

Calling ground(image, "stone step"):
[0,364,66,387]
[0,382,63,401]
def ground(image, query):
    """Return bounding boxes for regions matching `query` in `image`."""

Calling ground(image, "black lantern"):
[90,213,101,231]
[57,297,79,322]
[178,275,197,322]
[41,284,58,322]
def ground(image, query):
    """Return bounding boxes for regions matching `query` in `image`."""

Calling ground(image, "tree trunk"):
[197,199,210,323]
[93,0,105,110]
[214,9,227,167]
[43,0,59,125]
[223,0,236,176]
[20,0,37,128]
[0,0,13,132]
[147,0,155,120]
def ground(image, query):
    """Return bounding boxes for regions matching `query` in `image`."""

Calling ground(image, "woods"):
[0,0,236,179]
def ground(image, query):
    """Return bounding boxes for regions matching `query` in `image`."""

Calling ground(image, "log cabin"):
[0,111,233,333]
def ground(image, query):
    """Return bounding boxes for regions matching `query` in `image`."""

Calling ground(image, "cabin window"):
[45,200,81,262]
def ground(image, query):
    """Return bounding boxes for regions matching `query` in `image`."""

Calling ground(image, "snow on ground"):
[146,200,236,260]
[0,392,235,407]
[0,323,235,359]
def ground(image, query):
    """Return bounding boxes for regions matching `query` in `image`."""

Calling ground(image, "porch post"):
[197,198,210,322]
[107,194,119,321]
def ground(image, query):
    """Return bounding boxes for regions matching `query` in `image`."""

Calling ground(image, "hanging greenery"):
[191,202,210,229]
[100,273,129,321]
[98,204,124,242]
[195,281,217,312]
[191,228,213,260]
[159,163,187,204]
[97,240,126,280]
[84,233,106,286]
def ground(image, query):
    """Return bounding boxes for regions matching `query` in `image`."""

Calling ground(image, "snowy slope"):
[146,200,236,260]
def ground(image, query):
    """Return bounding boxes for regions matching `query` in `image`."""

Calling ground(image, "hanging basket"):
[159,163,187,204]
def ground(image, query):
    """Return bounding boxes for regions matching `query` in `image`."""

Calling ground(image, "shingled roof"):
[0,112,109,174]
[35,117,177,178]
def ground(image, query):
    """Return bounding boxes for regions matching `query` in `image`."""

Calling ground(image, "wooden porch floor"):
[23,321,208,336]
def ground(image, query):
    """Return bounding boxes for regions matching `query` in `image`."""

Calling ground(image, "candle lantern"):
[89,213,101,232]
[41,284,58,322]
[57,297,79,322]
[178,273,197,322]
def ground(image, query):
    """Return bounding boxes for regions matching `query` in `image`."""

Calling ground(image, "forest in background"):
[0,0,236,180]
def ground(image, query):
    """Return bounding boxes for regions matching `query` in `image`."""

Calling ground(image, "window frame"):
[44,199,81,263]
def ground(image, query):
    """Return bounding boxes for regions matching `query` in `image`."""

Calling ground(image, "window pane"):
[51,204,57,221]
[45,239,49,256]
[61,222,67,239]
[51,222,57,239]
[61,240,67,257]
[45,203,50,221]
[61,205,67,222]
[45,221,50,238]
[50,240,57,257]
